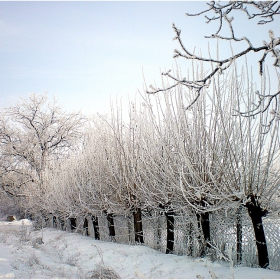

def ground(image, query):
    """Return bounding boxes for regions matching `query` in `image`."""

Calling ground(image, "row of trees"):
[1,63,279,268]
[1,0,279,270]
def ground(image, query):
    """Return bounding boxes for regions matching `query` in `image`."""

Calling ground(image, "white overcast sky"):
[0,1,279,115]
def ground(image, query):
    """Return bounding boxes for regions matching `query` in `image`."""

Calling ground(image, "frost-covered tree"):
[3,77,278,268]
[167,62,278,263]
[0,93,84,208]
[104,101,145,243]
[203,67,280,268]
[85,102,147,243]
[145,59,280,266]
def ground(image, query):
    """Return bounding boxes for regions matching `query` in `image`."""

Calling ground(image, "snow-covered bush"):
[86,263,120,279]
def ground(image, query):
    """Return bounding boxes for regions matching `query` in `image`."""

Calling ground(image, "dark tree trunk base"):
[133,208,144,244]
[165,210,175,254]
[201,212,210,247]
[58,217,65,230]
[53,216,57,228]
[70,218,76,231]
[107,213,116,242]
[83,217,89,236]
[246,195,269,268]
[196,211,210,257]
[92,216,100,240]
[236,206,243,264]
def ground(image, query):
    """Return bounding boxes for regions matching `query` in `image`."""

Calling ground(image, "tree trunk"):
[165,210,175,254]
[196,212,210,257]
[92,216,100,240]
[43,215,49,227]
[107,213,116,242]
[53,216,57,228]
[58,217,65,230]
[236,206,243,264]
[83,217,89,236]
[246,195,269,268]
[70,218,76,231]
[201,212,210,247]
[133,208,144,244]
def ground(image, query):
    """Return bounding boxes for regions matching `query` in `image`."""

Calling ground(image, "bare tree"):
[177,65,280,268]
[147,1,280,125]
[0,93,84,201]
[145,59,280,267]
[97,100,146,244]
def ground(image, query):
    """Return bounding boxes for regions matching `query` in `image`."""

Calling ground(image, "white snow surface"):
[0,219,280,279]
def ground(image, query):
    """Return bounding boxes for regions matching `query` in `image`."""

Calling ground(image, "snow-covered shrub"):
[65,250,81,267]
[20,220,29,242]
[86,263,120,279]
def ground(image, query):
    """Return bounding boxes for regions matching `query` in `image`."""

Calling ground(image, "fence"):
[38,208,280,272]
[210,208,280,271]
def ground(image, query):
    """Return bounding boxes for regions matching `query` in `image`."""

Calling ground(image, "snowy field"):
[0,219,280,279]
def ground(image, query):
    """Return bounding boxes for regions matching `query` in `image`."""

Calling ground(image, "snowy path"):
[1,219,280,279]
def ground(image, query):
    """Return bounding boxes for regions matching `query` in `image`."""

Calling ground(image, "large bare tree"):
[0,93,84,202]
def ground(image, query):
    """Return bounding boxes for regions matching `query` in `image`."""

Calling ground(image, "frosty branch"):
[147,1,280,120]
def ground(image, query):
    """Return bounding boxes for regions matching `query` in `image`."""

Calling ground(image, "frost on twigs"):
[147,1,280,126]
[86,263,121,279]
[85,245,120,279]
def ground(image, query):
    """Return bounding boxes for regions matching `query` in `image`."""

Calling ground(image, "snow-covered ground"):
[0,219,280,279]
